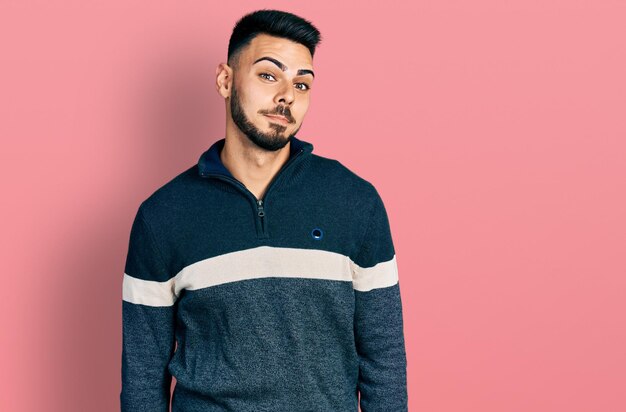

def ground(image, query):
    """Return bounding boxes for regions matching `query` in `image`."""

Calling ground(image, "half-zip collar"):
[198,135,313,182]
[197,136,314,239]
[198,136,313,179]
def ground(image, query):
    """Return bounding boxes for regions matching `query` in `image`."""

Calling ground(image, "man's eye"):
[259,73,276,81]
[296,83,310,91]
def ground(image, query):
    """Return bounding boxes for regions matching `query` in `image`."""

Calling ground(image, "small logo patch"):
[310,227,324,240]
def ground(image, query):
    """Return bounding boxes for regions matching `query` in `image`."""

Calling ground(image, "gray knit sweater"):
[120,136,408,411]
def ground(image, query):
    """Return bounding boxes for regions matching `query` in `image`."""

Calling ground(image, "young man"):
[121,9,408,412]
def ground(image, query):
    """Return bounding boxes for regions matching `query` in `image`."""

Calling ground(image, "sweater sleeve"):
[351,187,408,412]
[120,205,178,412]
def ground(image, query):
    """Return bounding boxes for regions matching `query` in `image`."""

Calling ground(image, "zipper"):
[256,199,265,235]
[201,148,305,239]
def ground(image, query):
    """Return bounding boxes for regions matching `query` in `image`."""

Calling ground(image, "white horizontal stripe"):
[123,246,399,306]
[122,274,176,307]
[350,254,398,292]
[175,246,353,294]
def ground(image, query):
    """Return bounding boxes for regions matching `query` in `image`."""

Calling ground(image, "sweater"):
[120,136,408,411]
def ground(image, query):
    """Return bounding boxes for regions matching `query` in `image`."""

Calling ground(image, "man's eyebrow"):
[253,56,315,78]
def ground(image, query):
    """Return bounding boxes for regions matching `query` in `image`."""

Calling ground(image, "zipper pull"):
[257,199,265,217]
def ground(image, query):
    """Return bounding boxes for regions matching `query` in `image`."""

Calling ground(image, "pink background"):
[1,1,625,411]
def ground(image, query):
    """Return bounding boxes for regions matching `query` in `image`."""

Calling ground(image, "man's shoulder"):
[309,153,378,196]
[137,164,200,217]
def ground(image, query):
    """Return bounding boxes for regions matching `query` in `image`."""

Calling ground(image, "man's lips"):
[264,114,290,123]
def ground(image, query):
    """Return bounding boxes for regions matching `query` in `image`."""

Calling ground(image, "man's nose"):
[276,82,295,106]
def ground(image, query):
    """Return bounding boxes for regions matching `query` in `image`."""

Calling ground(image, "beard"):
[229,79,302,152]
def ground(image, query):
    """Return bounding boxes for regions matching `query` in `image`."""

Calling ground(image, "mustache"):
[263,107,294,122]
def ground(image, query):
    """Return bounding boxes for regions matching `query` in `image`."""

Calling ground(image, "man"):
[121,9,408,412]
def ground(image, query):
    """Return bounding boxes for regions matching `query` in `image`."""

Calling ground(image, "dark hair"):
[227,9,322,69]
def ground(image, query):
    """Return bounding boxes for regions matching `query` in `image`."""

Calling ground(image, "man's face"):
[227,33,315,152]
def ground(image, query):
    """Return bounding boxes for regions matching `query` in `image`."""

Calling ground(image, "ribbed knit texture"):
[120,136,408,411]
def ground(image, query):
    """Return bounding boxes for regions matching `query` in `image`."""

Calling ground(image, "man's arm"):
[120,205,177,412]
[351,186,408,412]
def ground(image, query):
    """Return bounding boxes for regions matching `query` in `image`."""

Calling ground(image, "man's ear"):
[215,63,232,99]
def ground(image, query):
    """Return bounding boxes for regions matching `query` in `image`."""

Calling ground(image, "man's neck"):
[220,133,291,201]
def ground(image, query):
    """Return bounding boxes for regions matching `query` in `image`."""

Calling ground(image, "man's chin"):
[246,133,291,152]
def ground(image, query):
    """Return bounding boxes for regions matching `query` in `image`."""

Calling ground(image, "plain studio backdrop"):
[1,1,624,411]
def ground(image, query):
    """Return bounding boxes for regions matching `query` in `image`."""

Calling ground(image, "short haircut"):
[227,9,322,69]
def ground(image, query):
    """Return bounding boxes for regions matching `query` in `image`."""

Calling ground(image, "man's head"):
[216,9,322,151]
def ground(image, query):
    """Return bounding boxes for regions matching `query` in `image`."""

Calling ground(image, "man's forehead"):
[245,34,313,68]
